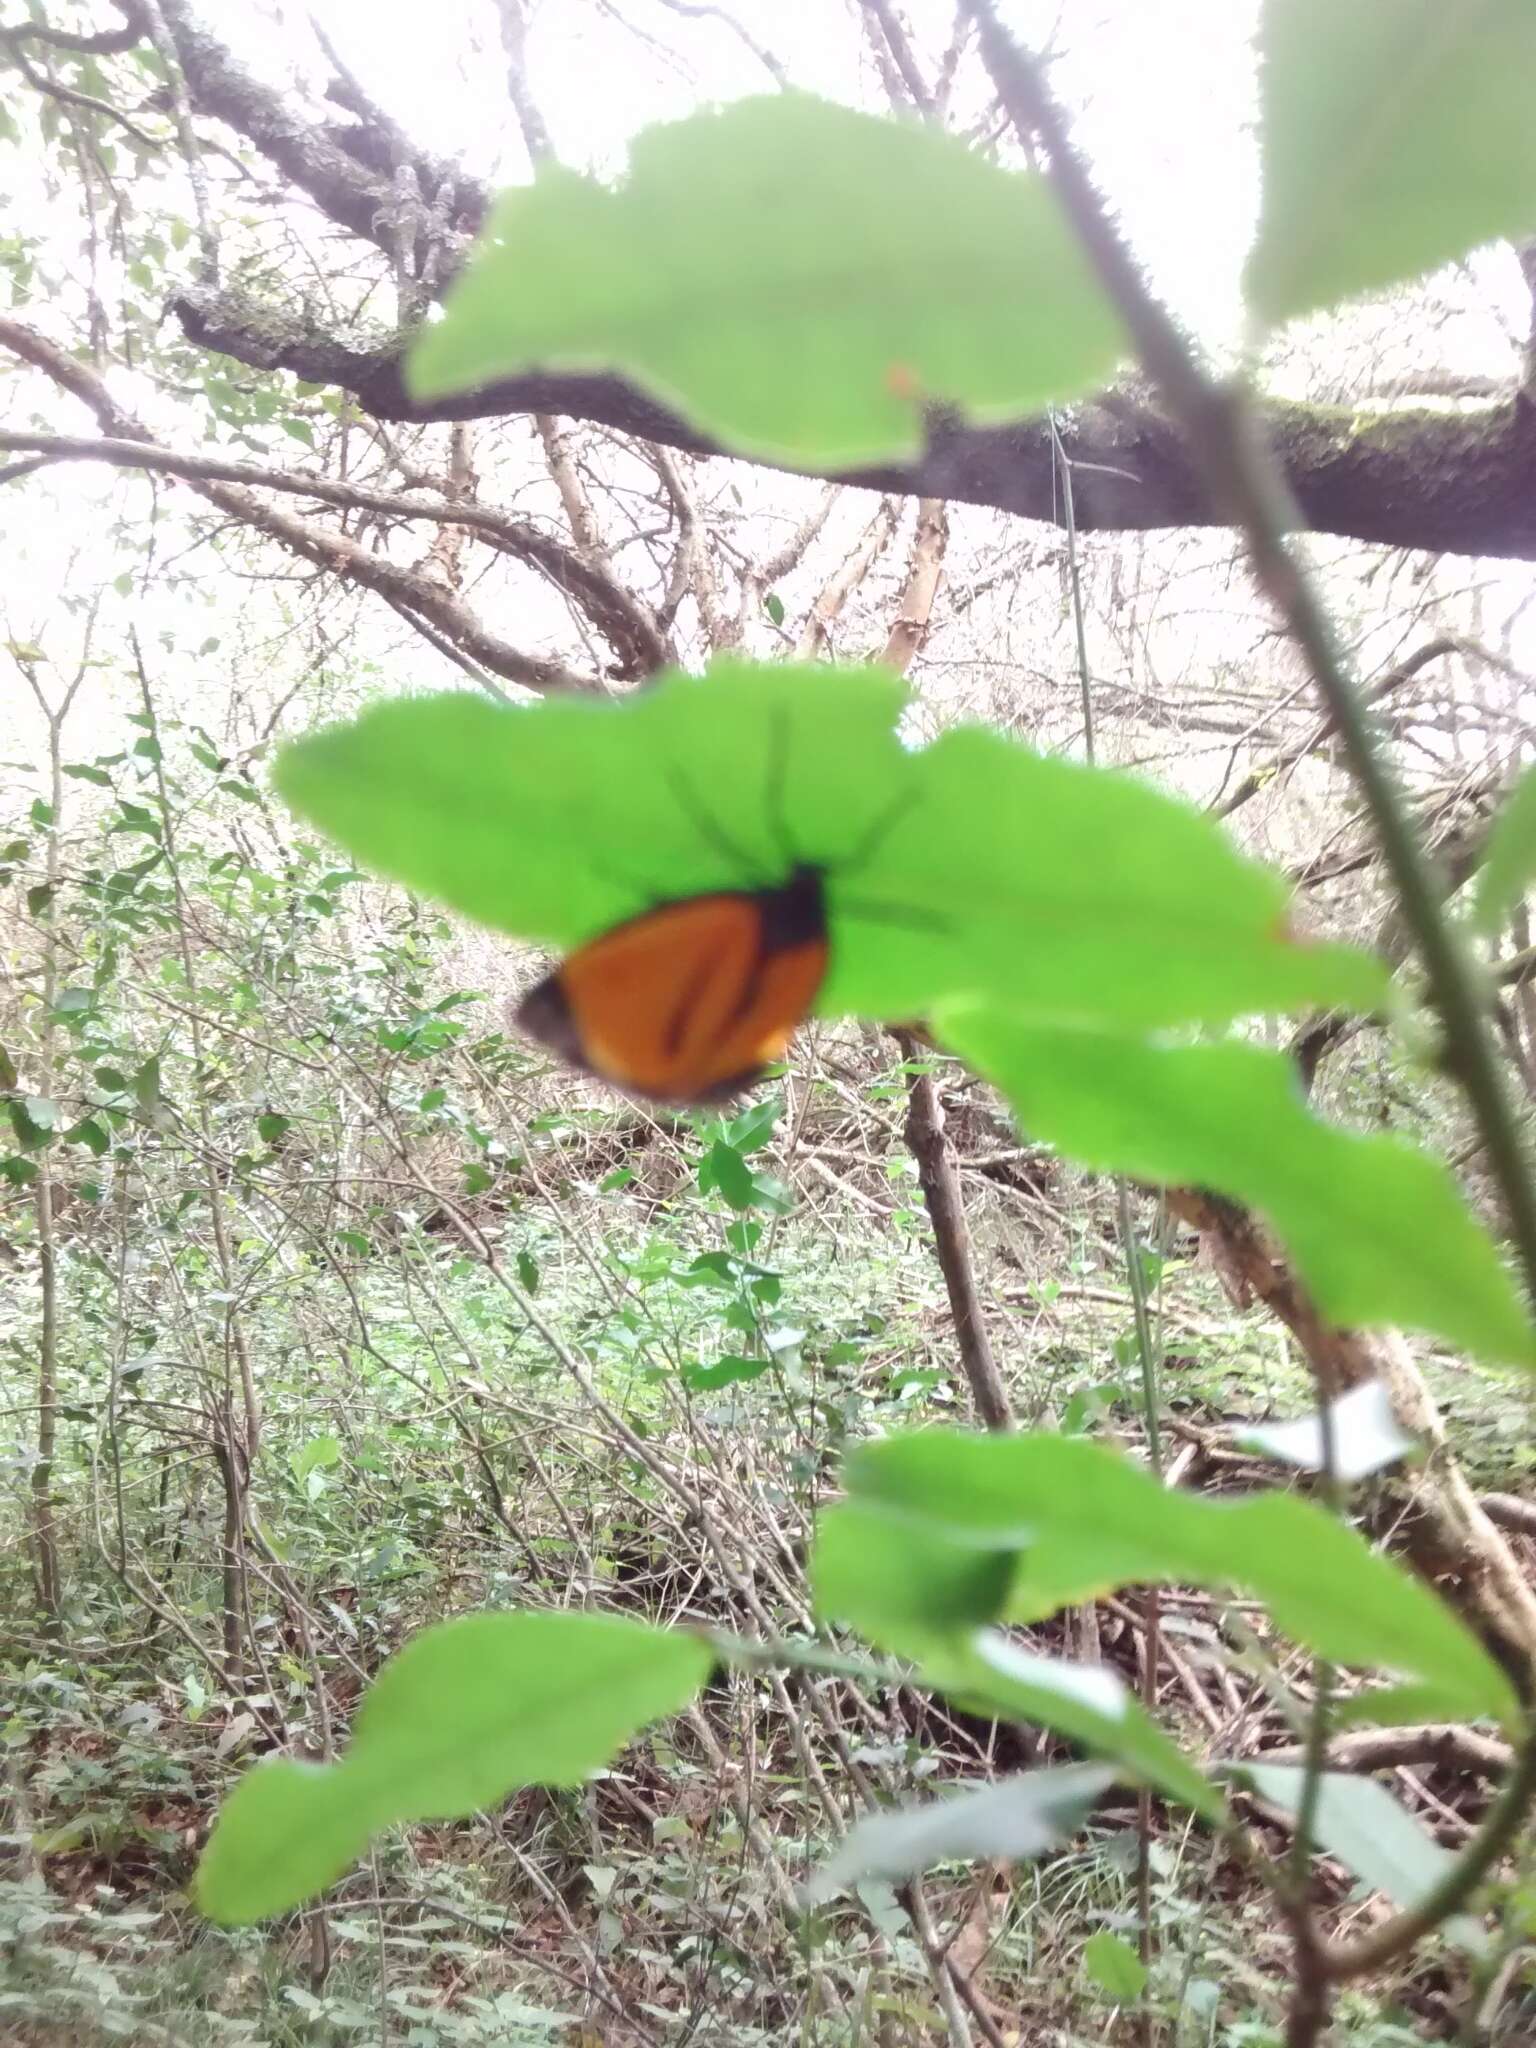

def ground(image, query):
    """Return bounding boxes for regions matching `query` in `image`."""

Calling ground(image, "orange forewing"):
[516,872,829,1103]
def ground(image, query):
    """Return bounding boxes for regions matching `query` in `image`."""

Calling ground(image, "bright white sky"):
[292,0,1268,350]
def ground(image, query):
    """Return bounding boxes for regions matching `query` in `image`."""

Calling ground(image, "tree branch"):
[0,319,596,695]
[140,4,1536,563]
[172,284,1536,561]
[0,2,144,55]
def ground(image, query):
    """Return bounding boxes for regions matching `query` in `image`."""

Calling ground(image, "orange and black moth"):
[515,864,831,1105]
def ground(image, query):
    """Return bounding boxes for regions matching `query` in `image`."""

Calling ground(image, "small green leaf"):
[63,762,113,786]
[700,1138,758,1210]
[9,1095,56,1149]
[133,1056,163,1114]
[839,1429,1519,1729]
[196,1611,710,1923]
[281,417,316,448]
[65,1116,109,1157]
[764,591,786,626]
[1083,1930,1148,2002]
[805,1764,1112,1903]
[516,1249,540,1294]
[683,1354,771,1390]
[1233,1763,1457,1907]
[1470,761,1536,936]
[1239,1379,1419,1482]
[939,1011,1536,1371]
[256,1112,290,1145]
[1247,0,1536,326]
[408,95,1126,464]
[293,1434,342,1484]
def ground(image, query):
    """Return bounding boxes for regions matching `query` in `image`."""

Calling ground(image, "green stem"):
[965,0,1536,1986]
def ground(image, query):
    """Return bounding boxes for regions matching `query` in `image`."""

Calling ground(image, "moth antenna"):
[838,779,923,878]
[665,760,762,879]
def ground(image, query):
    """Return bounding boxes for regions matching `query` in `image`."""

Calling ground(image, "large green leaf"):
[196,1612,710,1924]
[194,1761,375,1929]
[1470,761,1536,937]
[836,1430,1519,1729]
[407,94,1126,464]
[275,664,1385,1033]
[1247,0,1536,326]
[1233,1763,1457,1907]
[938,1009,1536,1371]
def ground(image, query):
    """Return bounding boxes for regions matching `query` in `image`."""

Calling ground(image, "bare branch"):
[0,320,596,695]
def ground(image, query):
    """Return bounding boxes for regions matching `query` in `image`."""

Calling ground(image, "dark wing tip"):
[514,973,589,1072]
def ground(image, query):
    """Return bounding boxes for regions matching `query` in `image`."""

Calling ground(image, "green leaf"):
[256,1112,290,1145]
[805,1763,1113,1904]
[938,1010,1536,1371]
[837,1429,1519,1729]
[9,1095,56,1149]
[516,1249,540,1294]
[1239,1379,1419,1483]
[408,95,1126,465]
[1470,761,1536,937]
[133,1056,163,1115]
[814,1499,1018,1637]
[19,1093,55,1131]
[683,1354,771,1390]
[1083,1930,1148,2002]
[195,1760,374,1929]
[281,417,316,448]
[275,664,1385,1038]
[63,762,113,787]
[921,1630,1220,1821]
[699,1138,759,1210]
[764,591,786,626]
[1329,1681,1483,1732]
[1232,1763,1457,1907]
[1246,0,1536,326]
[814,1507,1218,1818]
[196,1611,710,1923]
[293,1434,342,1483]
[65,1116,109,1157]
